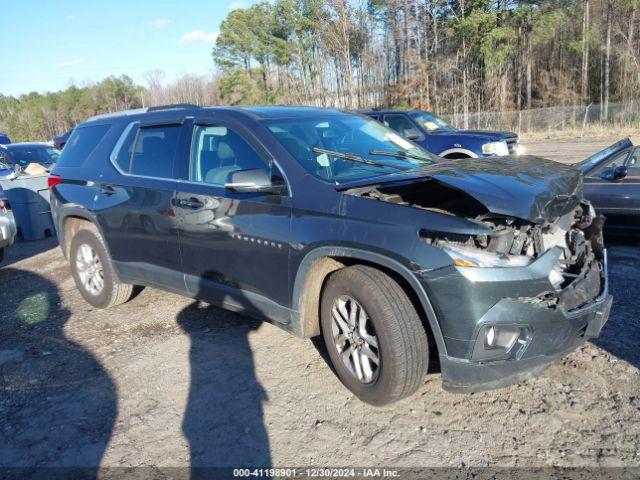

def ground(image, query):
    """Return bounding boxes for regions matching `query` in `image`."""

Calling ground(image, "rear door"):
[174,118,292,321]
[94,118,187,293]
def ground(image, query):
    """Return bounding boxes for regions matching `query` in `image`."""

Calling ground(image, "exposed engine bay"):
[348,179,606,311]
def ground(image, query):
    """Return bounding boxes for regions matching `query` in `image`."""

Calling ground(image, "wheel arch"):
[291,247,447,356]
[439,147,478,159]
[58,210,107,259]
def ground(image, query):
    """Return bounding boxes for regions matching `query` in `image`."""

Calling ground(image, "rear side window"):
[120,125,181,178]
[56,124,111,167]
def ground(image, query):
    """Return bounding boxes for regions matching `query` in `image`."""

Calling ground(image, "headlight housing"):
[481,141,509,156]
[442,245,533,268]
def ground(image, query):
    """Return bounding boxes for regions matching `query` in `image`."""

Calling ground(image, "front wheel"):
[320,265,429,405]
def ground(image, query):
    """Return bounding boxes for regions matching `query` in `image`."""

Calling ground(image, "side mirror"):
[403,128,421,141]
[224,168,286,194]
[613,165,628,181]
[600,165,628,181]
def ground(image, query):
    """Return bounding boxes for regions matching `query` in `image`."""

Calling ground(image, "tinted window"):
[112,124,138,173]
[129,125,181,178]
[57,124,111,167]
[383,114,419,137]
[190,125,267,185]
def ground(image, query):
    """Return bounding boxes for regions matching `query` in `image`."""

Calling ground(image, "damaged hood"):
[338,156,583,223]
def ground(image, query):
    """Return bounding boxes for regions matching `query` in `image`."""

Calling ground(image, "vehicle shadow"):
[591,240,640,369]
[1,236,59,268]
[0,267,116,475]
[176,297,271,474]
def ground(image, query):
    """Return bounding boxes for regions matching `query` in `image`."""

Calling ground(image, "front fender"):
[290,245,447,356]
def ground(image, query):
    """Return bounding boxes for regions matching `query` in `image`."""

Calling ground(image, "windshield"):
[7,146,60,167]
[410,111,455,132]
[264,115,436,182]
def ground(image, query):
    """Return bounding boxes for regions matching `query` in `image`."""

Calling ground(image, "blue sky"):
[0,0,260,97]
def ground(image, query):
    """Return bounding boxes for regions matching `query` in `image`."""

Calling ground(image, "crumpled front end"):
[418,200,612,392]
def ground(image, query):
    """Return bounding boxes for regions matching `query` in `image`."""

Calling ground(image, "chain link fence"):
[442,100,640,136]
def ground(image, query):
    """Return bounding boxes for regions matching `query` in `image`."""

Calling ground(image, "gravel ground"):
[0,138,638,473]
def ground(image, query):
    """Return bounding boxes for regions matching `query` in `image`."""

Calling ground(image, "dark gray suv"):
[49,105,612,405]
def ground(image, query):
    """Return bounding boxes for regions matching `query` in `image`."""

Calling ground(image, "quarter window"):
[189,125,268,186]
[57,124,111,167]
[128,125,181,178]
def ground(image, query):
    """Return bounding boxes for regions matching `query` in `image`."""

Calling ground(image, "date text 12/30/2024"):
[233,468,400,478]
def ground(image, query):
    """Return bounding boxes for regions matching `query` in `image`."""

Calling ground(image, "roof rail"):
[147,103,201,112]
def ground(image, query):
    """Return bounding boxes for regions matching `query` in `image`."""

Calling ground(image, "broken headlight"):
[442,245,533,268]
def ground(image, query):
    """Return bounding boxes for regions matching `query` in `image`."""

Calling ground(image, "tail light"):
[0,199,5,211]
[48,174,62,189]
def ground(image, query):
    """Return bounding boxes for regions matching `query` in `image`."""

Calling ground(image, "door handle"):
[177,198,204,209]
[99,185,116,196]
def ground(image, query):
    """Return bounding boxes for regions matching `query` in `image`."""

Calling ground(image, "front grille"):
[506,138,519,154]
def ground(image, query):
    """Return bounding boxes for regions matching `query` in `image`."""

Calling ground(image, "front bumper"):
[420,248,612,393]
[0,213,17,248]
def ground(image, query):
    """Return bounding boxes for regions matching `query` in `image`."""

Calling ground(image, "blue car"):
[361,110,522,159]
[53,129,73,150]
[0,143,60,174]
[0,134,11,145]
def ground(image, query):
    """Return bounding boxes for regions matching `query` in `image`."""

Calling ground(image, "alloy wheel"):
[330,295,380,383]
[75,243,104,296]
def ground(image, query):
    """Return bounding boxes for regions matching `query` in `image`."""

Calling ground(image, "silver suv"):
[0,186,17,263]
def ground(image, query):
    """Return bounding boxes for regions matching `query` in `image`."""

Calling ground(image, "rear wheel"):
[320,265,429,405]
[69,228,139,309]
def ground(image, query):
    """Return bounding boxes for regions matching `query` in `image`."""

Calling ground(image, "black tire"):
[69,228,139,309]
[0,247,4,264]
[320,265,429,405]
[442,153,471,159]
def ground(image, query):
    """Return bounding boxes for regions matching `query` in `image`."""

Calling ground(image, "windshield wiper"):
[312,147,403,170]
[369,149,432,162]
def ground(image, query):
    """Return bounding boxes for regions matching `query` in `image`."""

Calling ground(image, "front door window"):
[190,125,269,186]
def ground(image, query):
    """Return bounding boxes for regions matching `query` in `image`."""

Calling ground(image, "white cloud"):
[180,30,219,44]
[229,1,245,10]
[59,58,84,68]
[66,15,77,20]
[150,18,171,28]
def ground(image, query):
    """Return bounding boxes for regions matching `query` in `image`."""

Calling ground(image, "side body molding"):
[290,246,447,356]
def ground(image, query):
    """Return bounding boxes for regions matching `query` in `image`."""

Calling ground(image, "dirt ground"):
[0,138,638,473]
